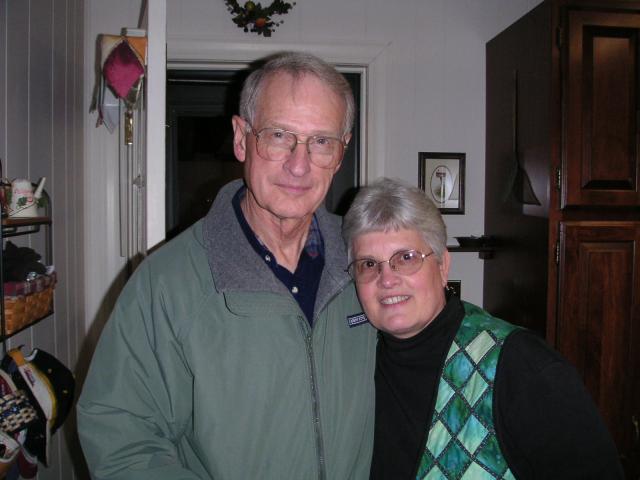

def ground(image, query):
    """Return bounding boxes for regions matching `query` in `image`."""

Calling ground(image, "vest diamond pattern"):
[416,303,519,480]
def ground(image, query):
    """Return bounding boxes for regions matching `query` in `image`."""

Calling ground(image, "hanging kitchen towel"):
[100,34,146,100]
[96,34,147,131]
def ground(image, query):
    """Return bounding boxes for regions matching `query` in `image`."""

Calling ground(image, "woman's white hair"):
[343,177,448,262]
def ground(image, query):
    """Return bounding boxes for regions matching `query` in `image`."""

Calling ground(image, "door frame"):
[165,39,390,186]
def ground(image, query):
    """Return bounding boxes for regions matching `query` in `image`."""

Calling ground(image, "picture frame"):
[418,152,465,214]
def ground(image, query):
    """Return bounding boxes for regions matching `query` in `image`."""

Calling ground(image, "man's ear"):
[333,132,352,173]
[231,115,248,163]
[439,250,451,287]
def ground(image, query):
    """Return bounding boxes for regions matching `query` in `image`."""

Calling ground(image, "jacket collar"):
[202,180,351,315]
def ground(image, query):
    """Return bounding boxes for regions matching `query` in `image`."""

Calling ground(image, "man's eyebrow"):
[260,122,341,137]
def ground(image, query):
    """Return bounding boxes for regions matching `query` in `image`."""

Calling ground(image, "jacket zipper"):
[300,318,326,480]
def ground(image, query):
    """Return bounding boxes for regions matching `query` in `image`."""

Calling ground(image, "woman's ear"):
[439,250,451,287]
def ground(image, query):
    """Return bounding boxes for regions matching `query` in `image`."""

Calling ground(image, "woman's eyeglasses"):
[346,249,434,284]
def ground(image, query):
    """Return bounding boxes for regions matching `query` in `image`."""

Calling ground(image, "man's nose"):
[284,142,312,176]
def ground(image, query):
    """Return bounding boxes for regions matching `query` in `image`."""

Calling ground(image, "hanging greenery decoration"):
[224,0,296,37]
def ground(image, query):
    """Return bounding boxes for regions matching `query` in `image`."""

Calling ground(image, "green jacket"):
[77,180,377,480]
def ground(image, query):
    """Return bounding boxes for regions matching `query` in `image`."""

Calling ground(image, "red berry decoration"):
[224,0,296,37]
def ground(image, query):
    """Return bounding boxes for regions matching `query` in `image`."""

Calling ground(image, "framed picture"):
[418,152,465,214]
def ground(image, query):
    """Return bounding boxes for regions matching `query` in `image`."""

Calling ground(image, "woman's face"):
[352,228,450,339]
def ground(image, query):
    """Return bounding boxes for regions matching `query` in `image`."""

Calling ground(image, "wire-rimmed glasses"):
[346,249,434,284]
[246,122,347,169]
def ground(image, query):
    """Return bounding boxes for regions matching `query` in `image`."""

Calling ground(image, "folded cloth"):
[0,348,74,467]
[2,242,46,282]
[100,35,146,101]
[0,370,38,479]
[5,445,37,480]
[97,34,147,132]
[96,75,120,133]
[3,272,57,298]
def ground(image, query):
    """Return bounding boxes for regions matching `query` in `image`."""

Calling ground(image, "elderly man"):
[77,52,377,479]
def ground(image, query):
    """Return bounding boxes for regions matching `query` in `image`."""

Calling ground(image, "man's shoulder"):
[109,220,217,341]
[129,220,212,295]
[147,220,205,265]
[315,207,348,261]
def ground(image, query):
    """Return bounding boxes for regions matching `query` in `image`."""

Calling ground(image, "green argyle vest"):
[416,302,519,480]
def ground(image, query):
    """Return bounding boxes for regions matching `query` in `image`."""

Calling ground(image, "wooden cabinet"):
[564,8,640,207]
[558,221,640,453]
[484,1,640,475]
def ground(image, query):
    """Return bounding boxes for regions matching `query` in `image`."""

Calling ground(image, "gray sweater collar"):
[202,179,351,314]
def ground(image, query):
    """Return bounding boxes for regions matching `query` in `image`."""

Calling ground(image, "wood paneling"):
[0,0,85,478]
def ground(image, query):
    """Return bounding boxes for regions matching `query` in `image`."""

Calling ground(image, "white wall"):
[82,0,142,344]
[166,0,543,305]
[83,0,543,331]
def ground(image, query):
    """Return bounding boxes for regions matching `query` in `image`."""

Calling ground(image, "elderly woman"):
[343,178,622,480]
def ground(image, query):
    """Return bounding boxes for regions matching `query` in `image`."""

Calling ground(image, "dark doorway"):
[165,68,362,238]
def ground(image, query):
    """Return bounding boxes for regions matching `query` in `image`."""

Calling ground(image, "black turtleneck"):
[369,294,463,480]
[369,296,623,480]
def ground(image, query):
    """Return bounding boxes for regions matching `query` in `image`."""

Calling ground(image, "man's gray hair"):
[343,177,448,263]
[239,51,355,136]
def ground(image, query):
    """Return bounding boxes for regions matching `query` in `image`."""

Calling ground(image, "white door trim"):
[144,0,167,250]
[166,39,389,184]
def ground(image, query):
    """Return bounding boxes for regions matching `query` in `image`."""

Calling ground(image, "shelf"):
[447,245,495,260]
[1,205,54,349]
[0,309,53,341]
[2,216,52,237]
[2,216,51,226]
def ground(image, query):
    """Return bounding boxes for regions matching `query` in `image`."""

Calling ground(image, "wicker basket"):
[3,279,55,335]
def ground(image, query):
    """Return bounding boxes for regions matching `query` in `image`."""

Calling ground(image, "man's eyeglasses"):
[346,249,434,284]
[246,121,347,169]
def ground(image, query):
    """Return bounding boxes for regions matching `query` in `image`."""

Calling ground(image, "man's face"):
[232,72,348,223]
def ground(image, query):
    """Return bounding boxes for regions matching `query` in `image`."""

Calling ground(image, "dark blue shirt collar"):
[232,186,325,325]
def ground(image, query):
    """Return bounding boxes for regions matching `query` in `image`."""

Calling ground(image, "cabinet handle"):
[633,414,639,442]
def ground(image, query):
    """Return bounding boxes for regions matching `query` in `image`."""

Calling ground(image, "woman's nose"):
[377,262,400,287]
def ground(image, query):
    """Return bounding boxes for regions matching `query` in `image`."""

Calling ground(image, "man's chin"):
[270,199,323,220]
[272,207,316,222]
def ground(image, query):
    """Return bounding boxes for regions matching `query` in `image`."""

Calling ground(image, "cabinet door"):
[557,221,640,466]
[564,8,640,207]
